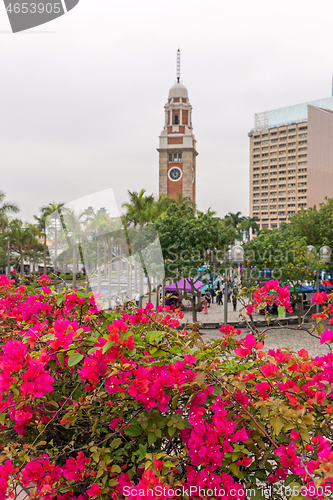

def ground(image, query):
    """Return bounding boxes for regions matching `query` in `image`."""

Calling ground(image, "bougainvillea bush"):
[1,276,333,499]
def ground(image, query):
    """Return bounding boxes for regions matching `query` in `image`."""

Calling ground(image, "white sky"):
[1,0,333,221]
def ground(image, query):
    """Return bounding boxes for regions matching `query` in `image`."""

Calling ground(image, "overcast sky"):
[1,0,333,221]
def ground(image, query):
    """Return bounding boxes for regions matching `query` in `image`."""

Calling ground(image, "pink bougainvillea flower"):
[234,347,250,358]
[315,390,326,405]
[86,484,101,497]
[320,329,333,344]
[39,274,52,285]
[184,354,197,365]
[246,304,254,315]
[261,363,278,378]
[312,291,329,305]
[244,335,256,349]
[254,382,271,400]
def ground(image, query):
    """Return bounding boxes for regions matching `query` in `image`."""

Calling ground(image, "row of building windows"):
[253,202,307,209]
[253,126,308,142]
[254,164,305,171]
[253,153,307,160]
[168,153,182,162]
[253,126,307,140]
[253,171,307,178]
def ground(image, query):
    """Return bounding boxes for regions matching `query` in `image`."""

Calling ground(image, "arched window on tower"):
[172,110,180,125]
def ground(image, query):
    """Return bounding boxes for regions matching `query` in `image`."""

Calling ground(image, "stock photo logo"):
[3,0,80,33]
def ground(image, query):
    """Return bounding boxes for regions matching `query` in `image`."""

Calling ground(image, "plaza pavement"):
[141,294,328,358]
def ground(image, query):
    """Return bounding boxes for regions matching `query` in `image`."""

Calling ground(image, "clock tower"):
[158,50,198,204]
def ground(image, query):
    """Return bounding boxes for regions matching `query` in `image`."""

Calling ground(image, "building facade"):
[158,80,198,203]
[307,106,333,208]
[249,96,333,229]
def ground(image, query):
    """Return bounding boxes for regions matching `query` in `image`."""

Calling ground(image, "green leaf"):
[148,432,157,445]
[102,340,114,354]
[56,294,64,306]
[229,462,243,479]
[271,416,284,436]
[109,479,118,486]
[57,352,64,369]
[172,395,180,409]
[110,438,122,449]
[168,426,176,437]
[146,331,164,343]
[0,413,5,426]
[88,346,100,356]
[136,444,147,462]
[163,461,174,468]
[133,334,145,348]
[124,425,142,437]
[111,465,121,473]
[68,352,84,367]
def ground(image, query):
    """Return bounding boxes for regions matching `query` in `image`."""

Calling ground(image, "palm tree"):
[239,217,260,242]
[60,207,84,289]
[34,202,64,276]
[25,223,42,277]
[2,218,13,276]
[0,191,19,234]
[169,192,196,211]
[10,219,31,277]
[122,190,157,304]
[43,202,65,286]
[224,211,245,229]
[34,213,48,274]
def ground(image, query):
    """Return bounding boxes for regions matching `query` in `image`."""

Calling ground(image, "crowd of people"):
[201,278,238,315]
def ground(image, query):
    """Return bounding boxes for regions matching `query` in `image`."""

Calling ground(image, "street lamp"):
[306,245,332,314]
[224,245,244,325]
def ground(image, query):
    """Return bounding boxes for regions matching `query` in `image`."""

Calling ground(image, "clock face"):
[169,167,182,181]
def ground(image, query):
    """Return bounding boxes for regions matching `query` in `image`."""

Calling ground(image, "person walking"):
[202,296,208,314]
[205,291,211,308]
[210,286,216,304]
[227,288,231,303]
[134,291,140,306]
[232,295,237,312]
[217,290,223,306]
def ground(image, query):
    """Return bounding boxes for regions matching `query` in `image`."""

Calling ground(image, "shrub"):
[0,275,333,499]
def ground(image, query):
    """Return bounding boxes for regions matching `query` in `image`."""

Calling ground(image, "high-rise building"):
[158,50,198,203]
[249,95,333,229]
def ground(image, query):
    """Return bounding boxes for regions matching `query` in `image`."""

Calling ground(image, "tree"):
[239,216,260,242]
[25,223,43,278]
[154,203,237,321]
[34,213,48,275]
[168,192,196,209]
[43,202,65,287]
[122,190,172,304]
[224,211,245,229]
[289,197,333,249]
[0,190,19,234]
[35,202,65,277]
[9,219,31,277]
[243,227,321,323]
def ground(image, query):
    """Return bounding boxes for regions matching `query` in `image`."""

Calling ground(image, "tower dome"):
[168,82,188,100]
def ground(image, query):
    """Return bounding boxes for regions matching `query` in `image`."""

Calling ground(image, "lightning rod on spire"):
[177,48,181,83]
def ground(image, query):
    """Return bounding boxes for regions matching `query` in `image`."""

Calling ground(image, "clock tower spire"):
[158,50,198,203]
